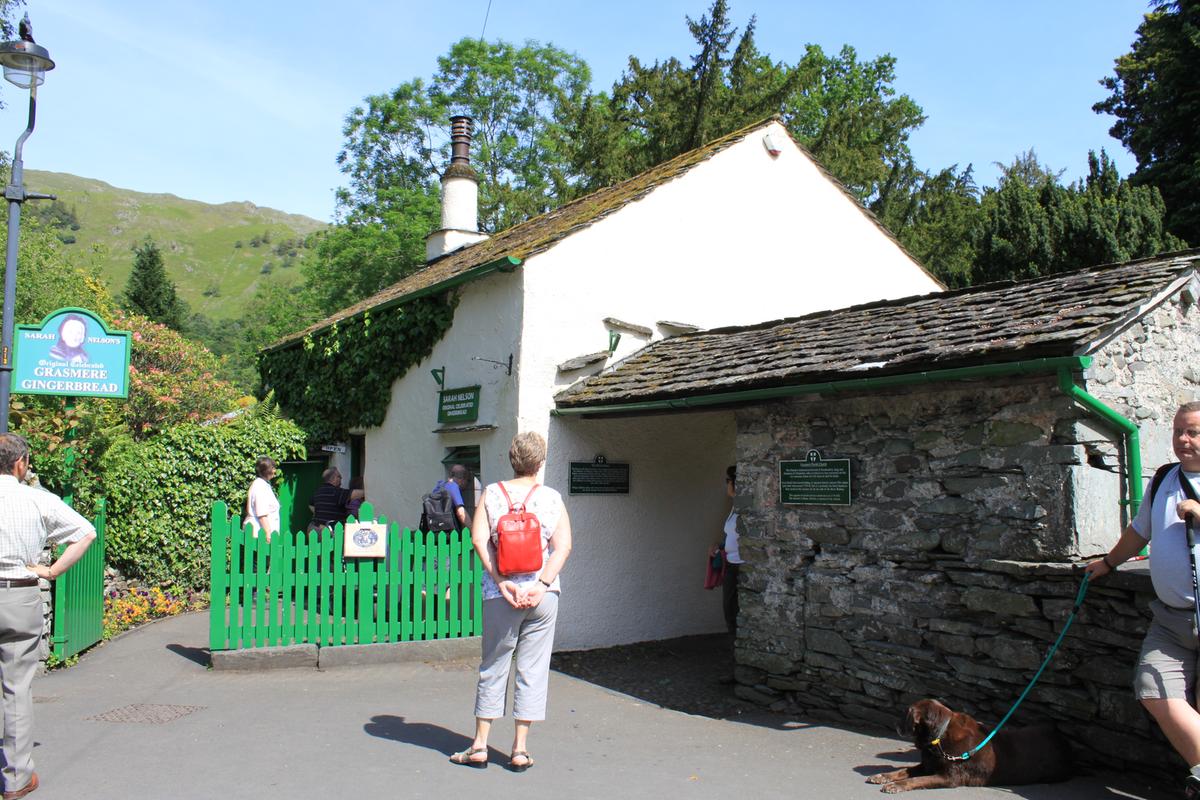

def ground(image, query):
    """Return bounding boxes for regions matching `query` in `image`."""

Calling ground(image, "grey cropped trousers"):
[474,592,559,721]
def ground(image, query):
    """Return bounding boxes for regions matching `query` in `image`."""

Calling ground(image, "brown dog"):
[867,699,1072,793]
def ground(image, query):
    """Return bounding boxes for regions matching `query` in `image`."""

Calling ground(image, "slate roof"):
[272,115,939,351]
[554,250,1200,410]
[272,119,776,350]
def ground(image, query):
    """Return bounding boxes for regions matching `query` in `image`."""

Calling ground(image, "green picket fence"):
[51,499,107,660]
[209,501,483,651]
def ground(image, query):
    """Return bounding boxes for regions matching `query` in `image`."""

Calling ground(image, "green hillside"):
[23,170,327,320]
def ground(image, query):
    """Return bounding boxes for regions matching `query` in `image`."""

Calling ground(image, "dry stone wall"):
[733,375,1178,779]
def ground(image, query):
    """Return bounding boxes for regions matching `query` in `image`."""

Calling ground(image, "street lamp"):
[0,18,55,432]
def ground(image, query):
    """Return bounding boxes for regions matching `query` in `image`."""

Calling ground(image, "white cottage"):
[268,116,943,649]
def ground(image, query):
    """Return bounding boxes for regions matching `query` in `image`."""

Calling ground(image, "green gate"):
[51,499,106,660]
[209,501,483,650]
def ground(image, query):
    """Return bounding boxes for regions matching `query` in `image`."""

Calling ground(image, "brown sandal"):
[509,751,534,772]
[449,746,488,768]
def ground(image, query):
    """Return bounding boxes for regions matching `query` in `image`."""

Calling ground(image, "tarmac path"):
[27,612,1170,800]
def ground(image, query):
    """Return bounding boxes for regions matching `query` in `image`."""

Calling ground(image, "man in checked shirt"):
[0,433,95,799]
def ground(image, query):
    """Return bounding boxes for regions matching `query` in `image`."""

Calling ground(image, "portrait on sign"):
[49,313,91,365]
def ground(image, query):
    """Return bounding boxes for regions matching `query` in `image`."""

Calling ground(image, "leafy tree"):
[1095,0,1200,243]
[109,309,243,439]
[569,0,925,202]
[874,162,982,288]
[972,150,1184,284]
[312,37,591,314]
[122,237,187,330]
[7,220,113,323]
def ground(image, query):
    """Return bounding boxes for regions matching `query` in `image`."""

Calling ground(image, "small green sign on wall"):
[780,449,851,506]
[12,307,131,399]
[438,385,481,424]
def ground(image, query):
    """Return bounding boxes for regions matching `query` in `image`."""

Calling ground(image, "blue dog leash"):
[932,574,1091,762]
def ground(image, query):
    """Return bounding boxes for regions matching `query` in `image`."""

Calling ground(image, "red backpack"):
[494,483,545,576]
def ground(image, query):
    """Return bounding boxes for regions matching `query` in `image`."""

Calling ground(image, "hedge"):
[103,406,307,588]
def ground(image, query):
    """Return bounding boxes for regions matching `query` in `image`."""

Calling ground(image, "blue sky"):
[0,1,1148,222]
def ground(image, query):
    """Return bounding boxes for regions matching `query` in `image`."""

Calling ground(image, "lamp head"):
[0,39,53,89]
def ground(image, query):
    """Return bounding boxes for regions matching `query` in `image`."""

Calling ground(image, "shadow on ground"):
[365,714,507,764]
[551,633,791,728]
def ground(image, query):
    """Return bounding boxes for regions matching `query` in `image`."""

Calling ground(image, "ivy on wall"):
[257,293,459,442]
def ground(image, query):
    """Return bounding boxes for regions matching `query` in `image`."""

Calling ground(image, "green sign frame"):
[569,460,630,495]
[12,307,131,399]
[780,449,851,506]
[438,385,481,424]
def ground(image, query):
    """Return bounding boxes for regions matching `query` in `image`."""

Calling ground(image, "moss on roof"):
[272,118,780,350]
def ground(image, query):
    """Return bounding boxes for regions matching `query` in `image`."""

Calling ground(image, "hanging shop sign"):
[569,455,630,495]
[779,449,851,505]
[438,385,481,424]
[12,307,131,399]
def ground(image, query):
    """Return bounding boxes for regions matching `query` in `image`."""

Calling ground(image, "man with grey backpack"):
[420,465,470,533]
[1087,402,1200,799]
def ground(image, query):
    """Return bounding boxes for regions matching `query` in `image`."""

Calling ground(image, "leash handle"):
[957,574,1091,761]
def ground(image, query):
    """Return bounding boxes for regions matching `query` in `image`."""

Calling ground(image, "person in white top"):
[722,464,744,636]
[450,432,572,773]
[0,433,96,799]
[1086,402,1200,799]
[245,456,281,543]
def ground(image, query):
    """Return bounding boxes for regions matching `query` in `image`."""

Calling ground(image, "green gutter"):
[1057,367,1143,513]
[553,357,1091,416]
[554,354,1142,514]
[262,255,522,355]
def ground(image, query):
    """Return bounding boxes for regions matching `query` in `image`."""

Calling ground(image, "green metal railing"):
[209,501,483,651]
[51,499,106,660]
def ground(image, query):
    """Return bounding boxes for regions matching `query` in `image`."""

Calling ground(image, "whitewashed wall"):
[543,411,735,650]
[365,270,524,525]
[364,119,944,649]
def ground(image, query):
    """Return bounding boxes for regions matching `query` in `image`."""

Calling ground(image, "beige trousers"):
[0,586,42,793]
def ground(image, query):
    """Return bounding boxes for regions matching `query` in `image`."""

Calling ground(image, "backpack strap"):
[1149,462,1179,509]
[497,481,515,511]
[496,482,539,511]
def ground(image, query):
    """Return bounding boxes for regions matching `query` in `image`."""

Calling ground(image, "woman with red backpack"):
[449,431,573,773]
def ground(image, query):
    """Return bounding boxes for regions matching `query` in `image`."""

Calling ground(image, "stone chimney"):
[425,116,489,261]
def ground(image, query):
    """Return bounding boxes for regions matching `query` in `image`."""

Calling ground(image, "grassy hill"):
[23,170,327,321]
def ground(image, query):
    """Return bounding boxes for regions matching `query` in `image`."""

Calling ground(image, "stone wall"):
[733,376,1178,780]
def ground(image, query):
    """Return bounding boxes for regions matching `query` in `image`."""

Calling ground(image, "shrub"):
[108,309,242,439]
[103,404,307,588]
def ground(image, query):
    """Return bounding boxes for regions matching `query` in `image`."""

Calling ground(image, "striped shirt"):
[0,475,95,579]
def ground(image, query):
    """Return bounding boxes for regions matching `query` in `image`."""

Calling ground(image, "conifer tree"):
[123,237,187,330]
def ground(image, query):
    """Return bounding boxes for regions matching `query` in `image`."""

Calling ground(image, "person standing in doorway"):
[450,432,572,772]
[308,466,363,530]
[0,433,97,799]
[722,465,744,637]
[245,456,280,543]
[1086,402,1200,799]
[424,462,470,532]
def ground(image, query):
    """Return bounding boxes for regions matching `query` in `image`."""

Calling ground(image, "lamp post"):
[0,20,55,432]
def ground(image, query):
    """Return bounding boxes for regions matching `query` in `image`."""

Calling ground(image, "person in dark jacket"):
[308,467,364,530]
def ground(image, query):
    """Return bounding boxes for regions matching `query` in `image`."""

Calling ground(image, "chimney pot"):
[450,115,472,165]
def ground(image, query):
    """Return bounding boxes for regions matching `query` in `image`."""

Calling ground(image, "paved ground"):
[26,612,1171,799]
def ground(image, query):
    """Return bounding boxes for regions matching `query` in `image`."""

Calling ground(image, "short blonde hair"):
[509,431,547,476]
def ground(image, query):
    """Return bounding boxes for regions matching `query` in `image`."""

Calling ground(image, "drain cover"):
[86,703,205,724]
